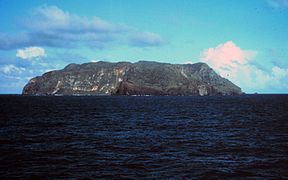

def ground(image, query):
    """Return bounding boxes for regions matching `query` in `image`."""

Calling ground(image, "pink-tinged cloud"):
[200,41,257,88]
[200,41,288,92]
[201,41,256,73]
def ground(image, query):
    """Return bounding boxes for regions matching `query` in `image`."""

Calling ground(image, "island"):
[22,61,242,96]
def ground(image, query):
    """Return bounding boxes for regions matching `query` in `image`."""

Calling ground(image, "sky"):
[0,0,288,94]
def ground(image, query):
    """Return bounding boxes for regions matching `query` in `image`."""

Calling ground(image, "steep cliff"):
[22,61,242,96]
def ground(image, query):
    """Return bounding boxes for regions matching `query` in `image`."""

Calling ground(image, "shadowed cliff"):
[22,61,242,96]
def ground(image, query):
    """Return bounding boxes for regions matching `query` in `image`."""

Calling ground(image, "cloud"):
[27,5,124,33]
[201,41,288,92]
[129,32,165,47]
[184,60,193,64]
[0,5,164,50]
[90,59,99,63]
[1,64,26,74]
[267,0,288,8]
[0,57,62,93]
[201,41,256,74]
[0,49,83,94]
[16,46,46,60]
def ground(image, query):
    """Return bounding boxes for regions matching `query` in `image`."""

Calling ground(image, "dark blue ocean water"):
[0,95,288,178]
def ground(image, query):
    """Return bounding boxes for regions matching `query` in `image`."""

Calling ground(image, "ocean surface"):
[0,95,287,178]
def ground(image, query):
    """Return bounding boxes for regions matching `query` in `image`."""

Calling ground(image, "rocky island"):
[22,61,242,96]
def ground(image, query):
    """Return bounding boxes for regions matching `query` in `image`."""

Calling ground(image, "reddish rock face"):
[22,61,242,96]
[116,81,165,96]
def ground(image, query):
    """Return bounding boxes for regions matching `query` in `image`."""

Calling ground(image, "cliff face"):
[22,61,242,96]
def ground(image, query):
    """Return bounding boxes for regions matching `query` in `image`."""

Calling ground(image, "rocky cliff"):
[22,61,242,96]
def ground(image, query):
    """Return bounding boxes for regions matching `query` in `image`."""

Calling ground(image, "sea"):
[0,95,287,179]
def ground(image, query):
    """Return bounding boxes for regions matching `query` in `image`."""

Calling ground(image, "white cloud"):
[16,46,46,60]
[200,41,288,92]
[1,64,26,74]
[184,60,194,64]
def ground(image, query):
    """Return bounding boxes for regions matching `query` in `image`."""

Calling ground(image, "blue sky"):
[0,0,288,93]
